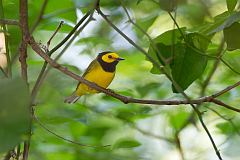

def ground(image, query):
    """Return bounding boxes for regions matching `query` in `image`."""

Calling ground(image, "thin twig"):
[211,81,240,98]
[33,114,110,148]
[46,20,64,51]
[175,133,185,160]
[211,99,240,113]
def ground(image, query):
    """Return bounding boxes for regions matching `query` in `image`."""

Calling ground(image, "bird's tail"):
[64,91,80,104]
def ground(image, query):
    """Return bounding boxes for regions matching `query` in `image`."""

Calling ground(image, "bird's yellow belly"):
[76,67,115,96]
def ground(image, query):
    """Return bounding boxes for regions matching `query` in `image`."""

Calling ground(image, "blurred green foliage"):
[1,0,240,160]
[0,78,30,152]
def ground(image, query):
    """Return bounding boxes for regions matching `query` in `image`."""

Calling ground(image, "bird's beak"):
[116,57,125,61]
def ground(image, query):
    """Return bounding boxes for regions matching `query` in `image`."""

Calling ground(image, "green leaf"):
[113,138,141,149]
[222,49,240,72]
[147,28,185,74]
[159,0,177,12]
[224,22,240,51]
[148,29,209,92]
[0,78,30,152]
[152,28,186,45]
[209,11,240,34]
[171,33,209,92]
[227,0,237,12]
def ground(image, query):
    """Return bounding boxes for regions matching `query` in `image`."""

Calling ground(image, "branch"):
[27,35,240,113]
[19,0,31,159]
[211,99,240,113]
[211,81,240,98]
[19,0,30,81]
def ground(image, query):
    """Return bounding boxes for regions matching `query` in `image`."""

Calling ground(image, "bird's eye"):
[108,55,113,58]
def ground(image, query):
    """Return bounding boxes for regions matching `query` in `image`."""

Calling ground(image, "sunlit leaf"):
[171,33,209,92]
[208,11,240,34]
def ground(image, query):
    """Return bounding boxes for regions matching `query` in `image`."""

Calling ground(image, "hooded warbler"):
[64,51,124,104]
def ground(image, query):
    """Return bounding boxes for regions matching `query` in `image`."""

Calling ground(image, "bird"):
[64,51,124,104]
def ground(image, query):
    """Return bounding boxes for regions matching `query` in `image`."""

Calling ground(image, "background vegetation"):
[1,0,240,160]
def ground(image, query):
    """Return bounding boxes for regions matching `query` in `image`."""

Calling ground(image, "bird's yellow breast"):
[76,62,115,96]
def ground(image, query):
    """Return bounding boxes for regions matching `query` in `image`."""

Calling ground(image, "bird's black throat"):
[97,55,118,72]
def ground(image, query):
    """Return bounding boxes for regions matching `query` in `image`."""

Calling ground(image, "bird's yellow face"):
[101,52,124,63]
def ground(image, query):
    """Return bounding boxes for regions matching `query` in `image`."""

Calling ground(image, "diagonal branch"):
[27,35,240,113]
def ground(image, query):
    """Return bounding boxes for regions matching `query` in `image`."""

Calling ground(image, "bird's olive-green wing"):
[75,59,98,90]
